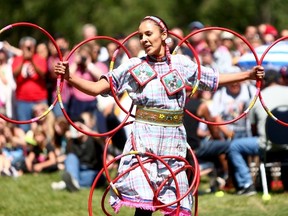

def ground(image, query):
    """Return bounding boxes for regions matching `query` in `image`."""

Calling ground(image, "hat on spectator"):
[220,31,234,40]
[188,21,204,31]
[264,24,278,37]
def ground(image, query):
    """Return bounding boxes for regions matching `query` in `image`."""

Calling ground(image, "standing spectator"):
[91,42,109,74]
[258,24,278,45]
[205,30,221,54]
[0,49,16,118]
[121,36,145,63]
[127,37,145,58]
[82,23,109,62]
[188,21,208,56]
[244,25,259,43]
[36,41,49,60]
[47,33,72,118]
[12,36,48,132]
[0,40,22,58]
[280,29,288,38]
[214,31,239,73]
[169,27,191,57]
[69,44,103,121]
[198,47,218,69]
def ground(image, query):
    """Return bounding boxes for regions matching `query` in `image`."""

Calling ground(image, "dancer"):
[55,16,264,216]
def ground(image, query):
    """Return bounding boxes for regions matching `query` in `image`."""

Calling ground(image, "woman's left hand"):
[250,65,265,80]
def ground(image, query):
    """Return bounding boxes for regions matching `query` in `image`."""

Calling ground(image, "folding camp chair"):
[260,105,288,197]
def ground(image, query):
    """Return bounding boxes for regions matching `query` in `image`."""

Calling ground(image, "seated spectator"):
[52,116,70,170]
[228,69,288,195]
[51,116,105,192]
[0,127,19,177]
[20,125,58,174]
[0,118,26,171]
[30,103,56,142]
[183,88,230,192]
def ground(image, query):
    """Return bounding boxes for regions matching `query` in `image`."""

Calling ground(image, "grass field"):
[0,171,288,216]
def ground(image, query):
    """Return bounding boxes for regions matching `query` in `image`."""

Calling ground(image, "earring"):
[165,37,172,44]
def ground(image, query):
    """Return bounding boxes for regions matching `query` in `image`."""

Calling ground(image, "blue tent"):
[237,41,288,70]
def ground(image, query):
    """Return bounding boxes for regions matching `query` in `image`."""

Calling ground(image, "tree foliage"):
[1,0,288,46]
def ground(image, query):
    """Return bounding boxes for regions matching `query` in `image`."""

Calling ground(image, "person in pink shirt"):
[69,43,105,121]
[47,33,73,117]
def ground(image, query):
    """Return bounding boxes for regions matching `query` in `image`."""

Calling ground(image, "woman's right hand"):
[54,61,70,80]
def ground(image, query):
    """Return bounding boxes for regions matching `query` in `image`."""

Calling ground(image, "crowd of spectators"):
[1,20,288,195]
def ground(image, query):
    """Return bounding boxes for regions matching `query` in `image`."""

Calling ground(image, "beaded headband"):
[143,16,167,33]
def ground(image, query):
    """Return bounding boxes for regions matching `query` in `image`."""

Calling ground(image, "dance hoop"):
[57,36,133,137]
[258,35,288,126]
[0,22,62,124]
[180,27,261,125]
[88,137,199,216]
[108,31,138,118]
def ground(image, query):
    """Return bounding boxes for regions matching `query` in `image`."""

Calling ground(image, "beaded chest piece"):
[129,61,185,95]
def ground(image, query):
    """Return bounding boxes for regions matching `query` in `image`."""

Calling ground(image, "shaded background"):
[0,0,287,46]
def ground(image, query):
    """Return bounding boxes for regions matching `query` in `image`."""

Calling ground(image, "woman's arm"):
[218,65,265,86]
[54,61,110,97]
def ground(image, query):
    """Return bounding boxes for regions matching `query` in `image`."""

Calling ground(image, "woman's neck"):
[147,55,167,62]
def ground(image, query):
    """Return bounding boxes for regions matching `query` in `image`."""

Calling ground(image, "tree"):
[1,0,288,48]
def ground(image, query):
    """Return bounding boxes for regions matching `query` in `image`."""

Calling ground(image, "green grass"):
[0,172,288,216]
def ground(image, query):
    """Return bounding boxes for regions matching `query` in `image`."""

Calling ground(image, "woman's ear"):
[161,31,168,42]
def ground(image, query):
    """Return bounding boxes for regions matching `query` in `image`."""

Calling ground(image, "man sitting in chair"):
[228,68,288,195]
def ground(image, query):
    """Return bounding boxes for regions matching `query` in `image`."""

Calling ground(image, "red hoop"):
[180,27,261,125]
[258,35,288,126]
[57,36,133,137]
[88,142,199,216]
[108,31,138,118]
[0,22,62,124]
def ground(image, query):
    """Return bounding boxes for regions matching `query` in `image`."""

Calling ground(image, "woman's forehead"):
[138,20,159,32]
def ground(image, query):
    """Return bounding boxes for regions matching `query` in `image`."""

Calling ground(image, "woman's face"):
[138,20,167,57]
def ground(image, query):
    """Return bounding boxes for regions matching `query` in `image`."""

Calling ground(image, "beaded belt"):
[135,106,183,126]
